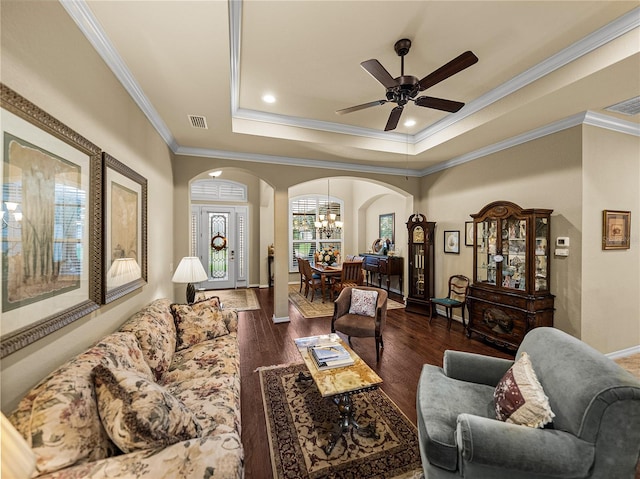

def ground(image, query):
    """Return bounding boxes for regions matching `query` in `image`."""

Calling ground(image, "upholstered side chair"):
[331,286,388,362]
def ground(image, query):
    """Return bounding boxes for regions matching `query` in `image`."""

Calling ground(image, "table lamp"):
[2,412,36,479]
[106,258,141,288]
[172,257,208,303]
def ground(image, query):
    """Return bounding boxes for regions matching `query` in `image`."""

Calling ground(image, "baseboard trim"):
[606,345,640,359]
[272,314,290,324]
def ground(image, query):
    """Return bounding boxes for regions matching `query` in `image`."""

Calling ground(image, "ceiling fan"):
[336,39,478,131]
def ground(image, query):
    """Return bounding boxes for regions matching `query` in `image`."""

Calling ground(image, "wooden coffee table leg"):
[324,393,379,455]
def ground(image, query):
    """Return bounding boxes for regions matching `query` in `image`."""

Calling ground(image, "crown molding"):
[63,1,638,178]
[60,0,178,152]
[420,111,639,176]
[174,145,421,177]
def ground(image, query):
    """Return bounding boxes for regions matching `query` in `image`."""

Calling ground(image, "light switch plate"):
[555,248,569,256]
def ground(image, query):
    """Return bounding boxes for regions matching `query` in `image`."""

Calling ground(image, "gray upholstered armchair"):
[416,327,640,478]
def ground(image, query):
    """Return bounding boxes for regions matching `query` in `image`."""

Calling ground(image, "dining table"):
[310,263,342,302]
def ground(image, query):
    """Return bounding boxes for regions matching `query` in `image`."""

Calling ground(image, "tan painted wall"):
[1,2,174,412]
[581,125,640,352]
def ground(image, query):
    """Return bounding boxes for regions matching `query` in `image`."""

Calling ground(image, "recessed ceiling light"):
[262,94,276,104]
[404,119,416,127]
[208,170,222,178]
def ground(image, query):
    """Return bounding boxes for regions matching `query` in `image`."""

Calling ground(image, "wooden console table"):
[359,254,403,293]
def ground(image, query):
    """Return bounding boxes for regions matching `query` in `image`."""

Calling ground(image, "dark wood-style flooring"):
[238,287,514,478]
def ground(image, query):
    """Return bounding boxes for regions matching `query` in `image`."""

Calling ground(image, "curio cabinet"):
[467,201,554,350]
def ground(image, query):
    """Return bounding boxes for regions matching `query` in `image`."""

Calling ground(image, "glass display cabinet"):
[467,201,554,350]
[405,214,436,316]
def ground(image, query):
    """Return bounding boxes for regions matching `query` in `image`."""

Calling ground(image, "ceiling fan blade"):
[415,96,465,113]
[385,106,404,131]
[361,59,399,89]
[418,51,479,91]
[336,99,387,115]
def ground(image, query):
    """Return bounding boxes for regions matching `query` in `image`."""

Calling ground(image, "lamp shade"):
[1,412,36,479]
[106,258,141,288]
[172,257,208,283]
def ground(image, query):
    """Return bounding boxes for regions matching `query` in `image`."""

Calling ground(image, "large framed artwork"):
[103,153,147,303]
[1,84,102,358]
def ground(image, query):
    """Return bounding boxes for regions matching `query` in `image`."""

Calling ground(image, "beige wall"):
[422,125,640,353]
[581,125,640,352]
[1,2,174,412]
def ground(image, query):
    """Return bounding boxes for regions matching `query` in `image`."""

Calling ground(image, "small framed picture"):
[444,230,460,254]
[602,210,631,250]
[465,221,474,246]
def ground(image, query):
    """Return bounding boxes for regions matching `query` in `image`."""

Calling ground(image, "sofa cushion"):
[348,288,378,317]
[161,335,240,385]
[167,375,241,437]
[93,365,201,453]
[8,332,153,475]
[417,364,495,471]
[120,299,176,380]
[494,352,555,428]
[170,299,230,351]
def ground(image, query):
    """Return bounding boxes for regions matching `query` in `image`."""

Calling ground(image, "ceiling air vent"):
[605,96,640,116]
[188,115,208,129]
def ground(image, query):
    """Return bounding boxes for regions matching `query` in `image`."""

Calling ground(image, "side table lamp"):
[172,256,208,304]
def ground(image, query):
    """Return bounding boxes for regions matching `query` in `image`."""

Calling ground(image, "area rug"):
[194,288,260,311]
[259,362,423,479]
[289,284,405,318]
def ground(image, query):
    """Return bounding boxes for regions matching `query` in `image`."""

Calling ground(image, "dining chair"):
[429,275,470,330]
[330,261,364,299]
[299,258,324,302]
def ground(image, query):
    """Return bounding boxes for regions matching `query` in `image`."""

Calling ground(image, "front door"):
[194,206,247,290]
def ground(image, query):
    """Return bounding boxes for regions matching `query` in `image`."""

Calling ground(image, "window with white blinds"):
[290,195,343,271]
[191,179,246,202]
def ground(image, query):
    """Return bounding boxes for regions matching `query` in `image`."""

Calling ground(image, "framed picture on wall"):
[465,221,474,246]
[444,230,460,254]
[379,213,395,245]
[602,210,630,250]
[0,83,103,358]
[103,152,147,303]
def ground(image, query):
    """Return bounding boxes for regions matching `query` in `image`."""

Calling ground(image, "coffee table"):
[294,334,383,454]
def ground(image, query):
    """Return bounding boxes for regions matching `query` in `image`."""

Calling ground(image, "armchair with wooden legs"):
[331,286,388,362]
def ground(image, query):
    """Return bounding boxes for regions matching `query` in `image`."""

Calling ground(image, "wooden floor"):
[238,287,514,478]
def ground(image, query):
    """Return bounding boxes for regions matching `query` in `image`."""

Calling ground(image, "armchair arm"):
[456,414,593,477]
[331,288,352,329]
[443,350,513,386]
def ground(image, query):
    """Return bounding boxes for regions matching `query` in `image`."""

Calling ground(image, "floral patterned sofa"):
[8,298,243,479]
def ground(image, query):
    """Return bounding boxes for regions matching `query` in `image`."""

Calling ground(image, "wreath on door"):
[211,232,227,251]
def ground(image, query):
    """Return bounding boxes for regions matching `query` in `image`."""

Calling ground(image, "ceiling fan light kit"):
[337,38,478,131]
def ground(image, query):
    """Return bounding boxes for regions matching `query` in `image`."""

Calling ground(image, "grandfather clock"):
[406,214,436,316]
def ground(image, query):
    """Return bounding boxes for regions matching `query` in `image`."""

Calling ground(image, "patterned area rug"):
[194,288,260,311]
[259,362,423,479]
[289,284,405,318]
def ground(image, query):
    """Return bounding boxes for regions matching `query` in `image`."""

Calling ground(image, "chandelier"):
[315,179,343,239]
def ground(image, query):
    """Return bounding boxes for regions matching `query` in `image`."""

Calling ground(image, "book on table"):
[310,345,354,370]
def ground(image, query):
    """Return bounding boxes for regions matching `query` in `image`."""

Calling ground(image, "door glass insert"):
[208,212,228,281]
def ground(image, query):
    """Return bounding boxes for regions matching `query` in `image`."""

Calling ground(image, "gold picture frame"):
[1,84,103,358]
[602,210,631,250]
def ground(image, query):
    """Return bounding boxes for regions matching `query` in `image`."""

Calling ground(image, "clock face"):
[413,226,424,243]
